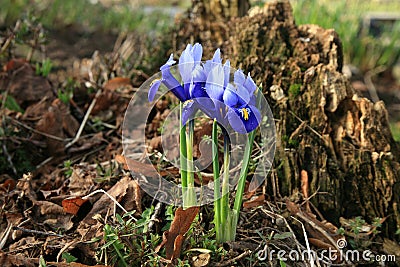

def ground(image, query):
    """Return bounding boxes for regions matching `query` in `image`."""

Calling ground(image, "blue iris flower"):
[148,43,203,102]
[148,43,206,124]
[205,64,261,134]
[147,43,261,133]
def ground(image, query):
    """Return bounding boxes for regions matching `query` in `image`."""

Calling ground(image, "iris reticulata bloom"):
[148,43,261,133]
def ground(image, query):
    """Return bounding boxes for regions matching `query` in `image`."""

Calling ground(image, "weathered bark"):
[172,0,400,238]
[191,0,250,21]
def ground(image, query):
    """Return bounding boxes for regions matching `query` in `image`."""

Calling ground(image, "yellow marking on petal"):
[150,78,161,86]
[183,99,194,107]
[241,108,249,121]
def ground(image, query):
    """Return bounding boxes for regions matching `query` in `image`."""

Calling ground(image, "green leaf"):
[39,255,47,267]
[273,232,293,240]
[4,94,24,113]
[62,252,77,263]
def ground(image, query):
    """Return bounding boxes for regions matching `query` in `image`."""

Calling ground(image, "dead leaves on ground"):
[0,251,110,267]
[156,206,199,265]
[286,199,343,251]
[0,160,142,265]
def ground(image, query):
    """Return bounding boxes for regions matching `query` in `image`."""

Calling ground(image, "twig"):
[10,117,68,141]
[148,201,163,233]
[0,20,21,53]
[292,209,346,257]
[56,240,79,262]
[12,226,64,237]
[82,189,137,221]
[214,250,251,266]
[291,216,315,267]
[2,142,17,175]
[65,89,102,148]
[260,207,303,253]
[36,156,54,169]
[0,223,13,250]
[289,111,323,140]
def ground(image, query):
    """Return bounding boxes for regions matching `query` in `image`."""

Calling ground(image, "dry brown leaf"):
[243,194,265,209]
[67,132,105,153]
[300,170,310,212]
[77,176,141,239]
[115,155,158,177]
[0,178,16,192]
[33,99,79,155]
[33,201,74,230]
[286,200,343,249]
[68,165,96,196]
[91,90,119,115]
[4,60,54,108]
[103,77,132,91]
[0,251,36,267]
[62,196,90,216]
[308,237,334,250]
[383,238,400,258]
[192,253,210,267]
[8,236,43,254]
[156,206,199,262]
[3,58,28,71]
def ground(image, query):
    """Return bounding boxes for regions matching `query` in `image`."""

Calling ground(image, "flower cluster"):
[148,43,261,134]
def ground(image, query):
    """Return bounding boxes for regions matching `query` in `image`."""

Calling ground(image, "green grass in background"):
[0,0,177,34]
[390,122,400,141]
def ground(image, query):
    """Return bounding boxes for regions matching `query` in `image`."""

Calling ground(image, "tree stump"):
[172,0,400,239]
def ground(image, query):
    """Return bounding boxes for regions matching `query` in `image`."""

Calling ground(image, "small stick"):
[0,20,21,53]
[148,201,163,233]
[214,250,251,267]
[2,142,17,175]
[291,216,315,267]
[0,223,13,250]
[56,240,79,262]
[11,117,68,142]
[65,89,102,149]
[12,226,63,237]
[82,189,137,221]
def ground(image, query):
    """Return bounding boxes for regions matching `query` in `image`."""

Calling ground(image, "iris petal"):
[160,54,176,71]
[192,43,203,64]
[236,84,250,105]
[148,79,161,102]
[244,73,257,95]
[179,45,194,83]
[190,81,206,99]
[249,94,256,106]
[234,69,246,86]
[205,64,225,101]
[223,84,238,107]
[192,64,207,83]
[212,48,222,64]
[181,100,198,125]
[223,60,230,88]
[227,105,261,134]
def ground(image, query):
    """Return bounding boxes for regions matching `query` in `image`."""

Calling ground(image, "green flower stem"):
[180,103,188,207]
[212,119,221,239]
[233,130,256,213]
[233,89,259,220]
[185,119,197,208]
[220,132,230,236]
